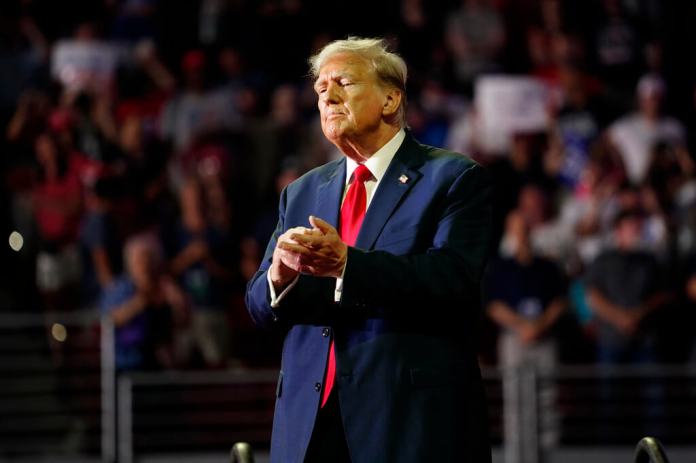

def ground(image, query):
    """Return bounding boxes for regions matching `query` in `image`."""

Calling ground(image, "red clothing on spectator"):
[33,167,82,244]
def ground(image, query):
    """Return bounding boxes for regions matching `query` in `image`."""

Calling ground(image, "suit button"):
[314,382,322,392]
[322,327,330,337]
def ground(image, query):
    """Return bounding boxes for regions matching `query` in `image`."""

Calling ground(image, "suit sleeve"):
[339,163,492,315]
[245,187,334,329]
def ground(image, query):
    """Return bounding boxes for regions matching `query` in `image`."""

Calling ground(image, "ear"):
[382,88,402,119]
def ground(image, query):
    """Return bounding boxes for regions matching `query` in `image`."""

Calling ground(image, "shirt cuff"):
[334,255,348,302]
[267,271,299,308]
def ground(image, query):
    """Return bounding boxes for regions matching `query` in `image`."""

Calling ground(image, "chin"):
[322,124,346,142]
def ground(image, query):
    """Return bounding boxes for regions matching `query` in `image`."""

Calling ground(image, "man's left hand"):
[277,216,348,278]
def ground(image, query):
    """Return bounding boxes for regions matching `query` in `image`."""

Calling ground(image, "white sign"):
[474,76,550,154]
[51,40,120,92]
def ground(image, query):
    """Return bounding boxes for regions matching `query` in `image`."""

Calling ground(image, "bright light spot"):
[51,323,67,342]
[8,231,23,252]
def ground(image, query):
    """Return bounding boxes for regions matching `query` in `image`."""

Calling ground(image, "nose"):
[321,81,341,105]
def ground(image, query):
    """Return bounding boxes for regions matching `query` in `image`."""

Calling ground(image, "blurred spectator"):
[593,0,642,101]
[646,141,695,220]
[6,90,51,165]
[546,64,607,189]
[526,27,554,85]
[601,183,669,258]
[554,159,621,265]
[101,233,186,371]
[486,211,567,361]
[32,132,84,312]
[585,208,672,438]
[211,46,249,121]
[445,0,505,88]
[0,11,49,112]
[160,49,240,185]
[585,210,671,364]
[485,211,566,455]
[68,90,119,163]
[408,79,464,148]
[114,39,176,130]
[246,83,306,199]
[116,114,174,231]
[79,176,125,305]
[488,133,555,251]
[607,74,686,186]
[198,0,227,46]
[110,0,158,44]
[394,0,437,75]
[169,179,235,368]
[504,183,562,261]
[51,21,123,95]
[209,46,250,129]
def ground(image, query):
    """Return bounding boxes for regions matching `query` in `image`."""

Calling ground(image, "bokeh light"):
[51,323,67,342]
[8,231,23,252]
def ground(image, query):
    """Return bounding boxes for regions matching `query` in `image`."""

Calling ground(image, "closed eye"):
[313,79,326,94]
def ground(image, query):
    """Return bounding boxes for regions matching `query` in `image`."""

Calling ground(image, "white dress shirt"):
[267,129,406,308]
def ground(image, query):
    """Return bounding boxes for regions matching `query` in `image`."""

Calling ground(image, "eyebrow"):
[314,72,359,89]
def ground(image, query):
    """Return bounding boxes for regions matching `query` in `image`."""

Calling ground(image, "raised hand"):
[270,226,318,288]
[277,216,348,278]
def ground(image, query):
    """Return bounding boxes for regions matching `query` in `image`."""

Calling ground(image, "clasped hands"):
[270,216,348,290]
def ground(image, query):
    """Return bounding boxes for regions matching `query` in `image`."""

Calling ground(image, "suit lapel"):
[355,134,423,250]
[314,157,346,229]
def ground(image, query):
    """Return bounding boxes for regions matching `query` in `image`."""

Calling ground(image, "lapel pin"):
[398,174,409,184]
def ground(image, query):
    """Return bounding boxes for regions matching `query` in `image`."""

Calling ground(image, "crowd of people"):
[2,0,696,371]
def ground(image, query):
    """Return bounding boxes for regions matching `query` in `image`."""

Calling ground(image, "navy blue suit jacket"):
[246,133,492,462]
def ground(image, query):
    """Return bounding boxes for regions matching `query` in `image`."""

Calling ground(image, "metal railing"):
[502,364,696,463]
[116,370,277,463]
[0,312,694,463]
[0,311,114,462]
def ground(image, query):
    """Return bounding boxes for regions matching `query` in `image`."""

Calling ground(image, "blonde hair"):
[309,37,408,127]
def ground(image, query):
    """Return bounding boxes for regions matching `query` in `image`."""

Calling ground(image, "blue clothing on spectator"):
[80,211,123,305]
[172,224,229,309]
[100,274,174,371]
[100,277,147,371]
[484,256,566,321]
[569,280,594,326]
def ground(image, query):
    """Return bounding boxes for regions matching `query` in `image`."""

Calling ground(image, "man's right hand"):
[270,226,318,291]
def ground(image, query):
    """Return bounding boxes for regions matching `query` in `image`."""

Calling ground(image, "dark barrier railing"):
[116,369,277,463]
[506,364,696,463]
[0,311,693,463]
[0,311,113,462]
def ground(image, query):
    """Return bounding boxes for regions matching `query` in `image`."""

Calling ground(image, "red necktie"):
[321,164,372,407]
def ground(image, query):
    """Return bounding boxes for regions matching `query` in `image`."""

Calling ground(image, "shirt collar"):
[345,129,406,185]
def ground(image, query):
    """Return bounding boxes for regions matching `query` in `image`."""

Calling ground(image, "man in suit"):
[246,37,492,463]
